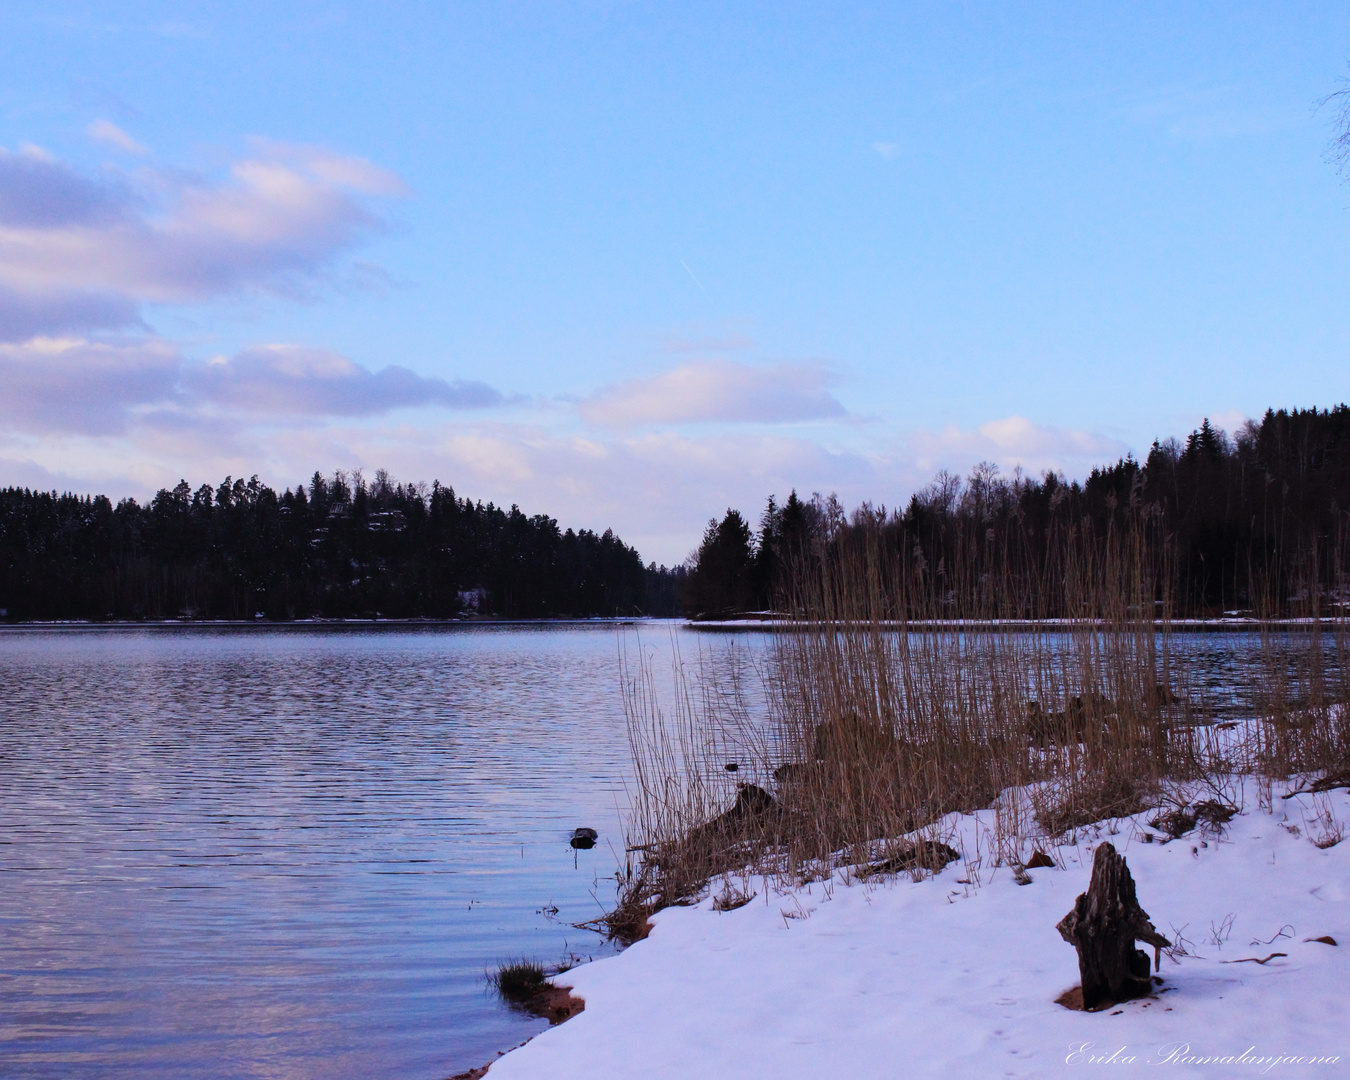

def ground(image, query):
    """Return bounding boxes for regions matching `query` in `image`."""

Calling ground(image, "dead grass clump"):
[607,511,1188,919]
[1148,808,1198,839]
[586,888,655,946]
[1192,799,1237,826]
[1035,773,1154,838]
[713,885,757,911]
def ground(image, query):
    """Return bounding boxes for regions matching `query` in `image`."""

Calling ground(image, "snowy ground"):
[486,778,1348,1079]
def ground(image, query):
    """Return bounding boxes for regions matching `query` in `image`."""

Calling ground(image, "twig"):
[1250,924,1293,947]
[1222,952,1287,965]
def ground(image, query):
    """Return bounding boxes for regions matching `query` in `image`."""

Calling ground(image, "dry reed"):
[605,510,1350,939]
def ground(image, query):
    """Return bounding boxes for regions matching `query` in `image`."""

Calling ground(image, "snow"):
[486,779,1348,1078]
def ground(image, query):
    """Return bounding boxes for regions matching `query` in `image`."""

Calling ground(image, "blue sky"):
[3,3,1350,562]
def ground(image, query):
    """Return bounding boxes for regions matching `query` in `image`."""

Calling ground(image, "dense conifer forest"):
[683,406,1350,619]
[0,470,684,620]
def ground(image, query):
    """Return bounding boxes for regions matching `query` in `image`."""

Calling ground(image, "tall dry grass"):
[606,512,1350,939]
[1246,539,1350,776]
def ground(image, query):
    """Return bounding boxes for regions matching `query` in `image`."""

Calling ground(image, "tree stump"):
[1057,842,1169,1010]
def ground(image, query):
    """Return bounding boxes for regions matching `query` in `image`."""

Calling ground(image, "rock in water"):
[570,828,599,850]
[1057,842,1169,1010]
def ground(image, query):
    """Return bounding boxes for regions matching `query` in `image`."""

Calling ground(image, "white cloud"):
[0,140,405,340]
[1202,410,1249,438]
[580,359,847,427]
[0,336,502,433]
[87,119,147,155]
[872,141,901,160]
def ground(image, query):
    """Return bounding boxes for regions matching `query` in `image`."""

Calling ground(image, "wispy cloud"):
[872,140,901,160]
[580,359,847,427]
[1118,83,1304,142]
[0,283,142,341]
[155,21,207,40]
[87,119,147,155]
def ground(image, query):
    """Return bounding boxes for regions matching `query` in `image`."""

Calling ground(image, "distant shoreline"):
[2,614,1338,633]
[688,615,1350,632]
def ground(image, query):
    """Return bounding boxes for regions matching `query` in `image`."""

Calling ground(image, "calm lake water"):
[0,622,758,1080]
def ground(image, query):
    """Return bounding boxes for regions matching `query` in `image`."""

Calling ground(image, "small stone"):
[570,828,599,850]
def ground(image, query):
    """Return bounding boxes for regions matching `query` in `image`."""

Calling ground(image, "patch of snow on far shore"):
[487,777,1348,1079]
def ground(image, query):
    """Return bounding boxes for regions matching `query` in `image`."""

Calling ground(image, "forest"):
[0,469,684,620]
[682,406,1350,619]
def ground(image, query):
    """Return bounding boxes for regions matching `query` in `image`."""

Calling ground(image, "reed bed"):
[606,514,1350,941]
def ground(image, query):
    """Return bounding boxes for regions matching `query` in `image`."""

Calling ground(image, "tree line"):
[683,406,1350,619]
[0,469,685,621]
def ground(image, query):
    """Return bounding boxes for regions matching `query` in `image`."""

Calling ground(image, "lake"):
[0,621,761,1080]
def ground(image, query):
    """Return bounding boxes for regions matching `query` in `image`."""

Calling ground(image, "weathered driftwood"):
[1057,842,1169,1010]
[860,839,959,877]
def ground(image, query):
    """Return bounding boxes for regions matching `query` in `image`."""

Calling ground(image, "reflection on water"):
[0,622,749,1080]
[1148,630,1344,718]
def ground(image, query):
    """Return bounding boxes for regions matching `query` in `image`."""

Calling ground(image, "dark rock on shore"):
[686,784,779,849]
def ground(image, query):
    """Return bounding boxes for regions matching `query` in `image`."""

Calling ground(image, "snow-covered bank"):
[488,780,1348,1078]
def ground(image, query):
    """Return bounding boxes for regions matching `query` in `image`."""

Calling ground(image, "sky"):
[3,2,1350,564]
